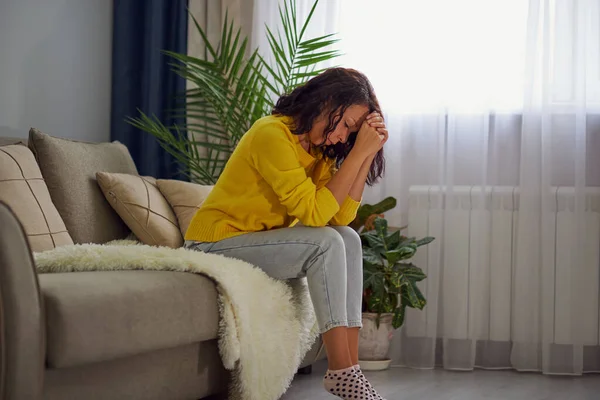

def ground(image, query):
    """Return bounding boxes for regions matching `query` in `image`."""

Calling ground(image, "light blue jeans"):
[185,226,363,333]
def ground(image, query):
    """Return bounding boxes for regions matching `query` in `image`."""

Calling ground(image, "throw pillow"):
[96,172,183,248]
[28,128,138,244]
[0,144,74,252]
[156,180,213,237]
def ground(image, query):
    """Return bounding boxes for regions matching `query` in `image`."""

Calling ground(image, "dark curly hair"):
[272,67,385,186]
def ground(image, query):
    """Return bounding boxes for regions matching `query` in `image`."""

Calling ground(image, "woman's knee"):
[331,226,362,250]
[309,226,344,249]
[330,227,363,276]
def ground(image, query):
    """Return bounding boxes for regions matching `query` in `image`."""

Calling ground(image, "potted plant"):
[351,198,434,370]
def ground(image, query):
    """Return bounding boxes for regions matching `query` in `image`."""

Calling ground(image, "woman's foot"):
[323,365,374,399]
[352,365,385,400]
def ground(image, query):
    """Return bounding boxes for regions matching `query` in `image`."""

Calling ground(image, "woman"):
[184,67,388,400]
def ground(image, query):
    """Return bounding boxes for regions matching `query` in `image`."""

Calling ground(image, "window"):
[337,0,528,113]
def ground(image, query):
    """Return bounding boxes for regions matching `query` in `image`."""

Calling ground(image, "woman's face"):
[309,104,370,146]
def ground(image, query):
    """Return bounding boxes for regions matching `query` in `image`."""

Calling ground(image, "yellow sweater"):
[185,115,361,242]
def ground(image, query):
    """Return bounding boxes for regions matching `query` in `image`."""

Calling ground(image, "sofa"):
[0,133,323,400]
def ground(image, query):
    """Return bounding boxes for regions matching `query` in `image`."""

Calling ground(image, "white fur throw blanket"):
[34,241,318,400]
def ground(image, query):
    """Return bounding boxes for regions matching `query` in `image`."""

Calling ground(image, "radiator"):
[405,185,600,345]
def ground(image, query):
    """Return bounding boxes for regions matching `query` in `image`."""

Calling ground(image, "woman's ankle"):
[327,361,354,371]
[325,365,355,375]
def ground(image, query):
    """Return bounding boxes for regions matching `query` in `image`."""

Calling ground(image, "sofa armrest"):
[0,202,45,400]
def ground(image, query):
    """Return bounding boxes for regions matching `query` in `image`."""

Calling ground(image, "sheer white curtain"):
[511,0,600,374]
[332,0,600,375]
[250,0,600,374]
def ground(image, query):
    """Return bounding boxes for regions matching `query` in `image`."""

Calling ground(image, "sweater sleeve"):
[316,160,362,226]
[330,195,361,226]
[250,125,340,227]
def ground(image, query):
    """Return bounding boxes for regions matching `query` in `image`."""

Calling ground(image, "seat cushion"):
[39,270,220,368]
[28,128,138,244]
[0,145,74,251]
[44,341,228,400]
[96,173,183,248]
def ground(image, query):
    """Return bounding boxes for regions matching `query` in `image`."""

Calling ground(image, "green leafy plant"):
[126,0,341,183]
[350,196,397,231]
[357,203,434,329]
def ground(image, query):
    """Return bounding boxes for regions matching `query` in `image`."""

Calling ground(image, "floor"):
[281,361,600,400]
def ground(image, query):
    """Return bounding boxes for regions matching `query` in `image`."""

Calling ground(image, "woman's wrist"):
[349,146,371,162]
[358,153,376,172]
[363,154,376,165]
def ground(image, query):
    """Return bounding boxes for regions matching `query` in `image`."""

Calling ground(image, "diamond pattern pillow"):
[96,172,182,248]
[0,145,74,252]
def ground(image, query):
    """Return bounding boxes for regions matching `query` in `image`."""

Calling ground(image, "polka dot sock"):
[353,365,385,400]
[322,365,374,399]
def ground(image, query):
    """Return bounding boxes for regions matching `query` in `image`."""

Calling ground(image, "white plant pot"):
[358,313,394,370]
[359,359,392,371]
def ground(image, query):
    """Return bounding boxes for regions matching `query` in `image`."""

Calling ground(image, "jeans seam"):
[210,241,328,275]
[210,241,329,277]
[319,251,334,328]
[205,240,327,256]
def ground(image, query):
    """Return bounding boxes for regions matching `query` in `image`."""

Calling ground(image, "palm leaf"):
[261,0,341,96]
[128,0,340,183]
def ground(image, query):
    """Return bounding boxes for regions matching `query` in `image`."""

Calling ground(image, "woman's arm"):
[332,112,388,203]
[251,124,342,226]
[348,154,375,201]
[324,151,369,204]
[326,117,384,204]
[327,155,374,226]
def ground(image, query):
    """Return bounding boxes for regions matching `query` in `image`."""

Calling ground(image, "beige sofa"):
[0,133,323,400]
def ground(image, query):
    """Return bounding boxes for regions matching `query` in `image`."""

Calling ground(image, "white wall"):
[0,0,112,142]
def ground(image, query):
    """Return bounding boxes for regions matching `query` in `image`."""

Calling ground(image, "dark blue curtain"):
[111,0,189,180]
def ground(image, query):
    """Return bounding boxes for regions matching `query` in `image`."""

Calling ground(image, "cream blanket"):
[34,241,318,400]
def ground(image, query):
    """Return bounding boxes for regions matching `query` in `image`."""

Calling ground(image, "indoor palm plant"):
[127,0,340,183]
[352,199,434,369]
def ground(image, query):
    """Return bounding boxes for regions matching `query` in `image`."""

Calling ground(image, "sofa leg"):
[297,365,313,375]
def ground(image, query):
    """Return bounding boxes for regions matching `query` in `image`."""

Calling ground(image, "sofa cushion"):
[0,145,74,251]
[43,342,228,400]
[96,173,183,248]
[39,270,220,368]
[157,180,213,237]
[28,128,138,244]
